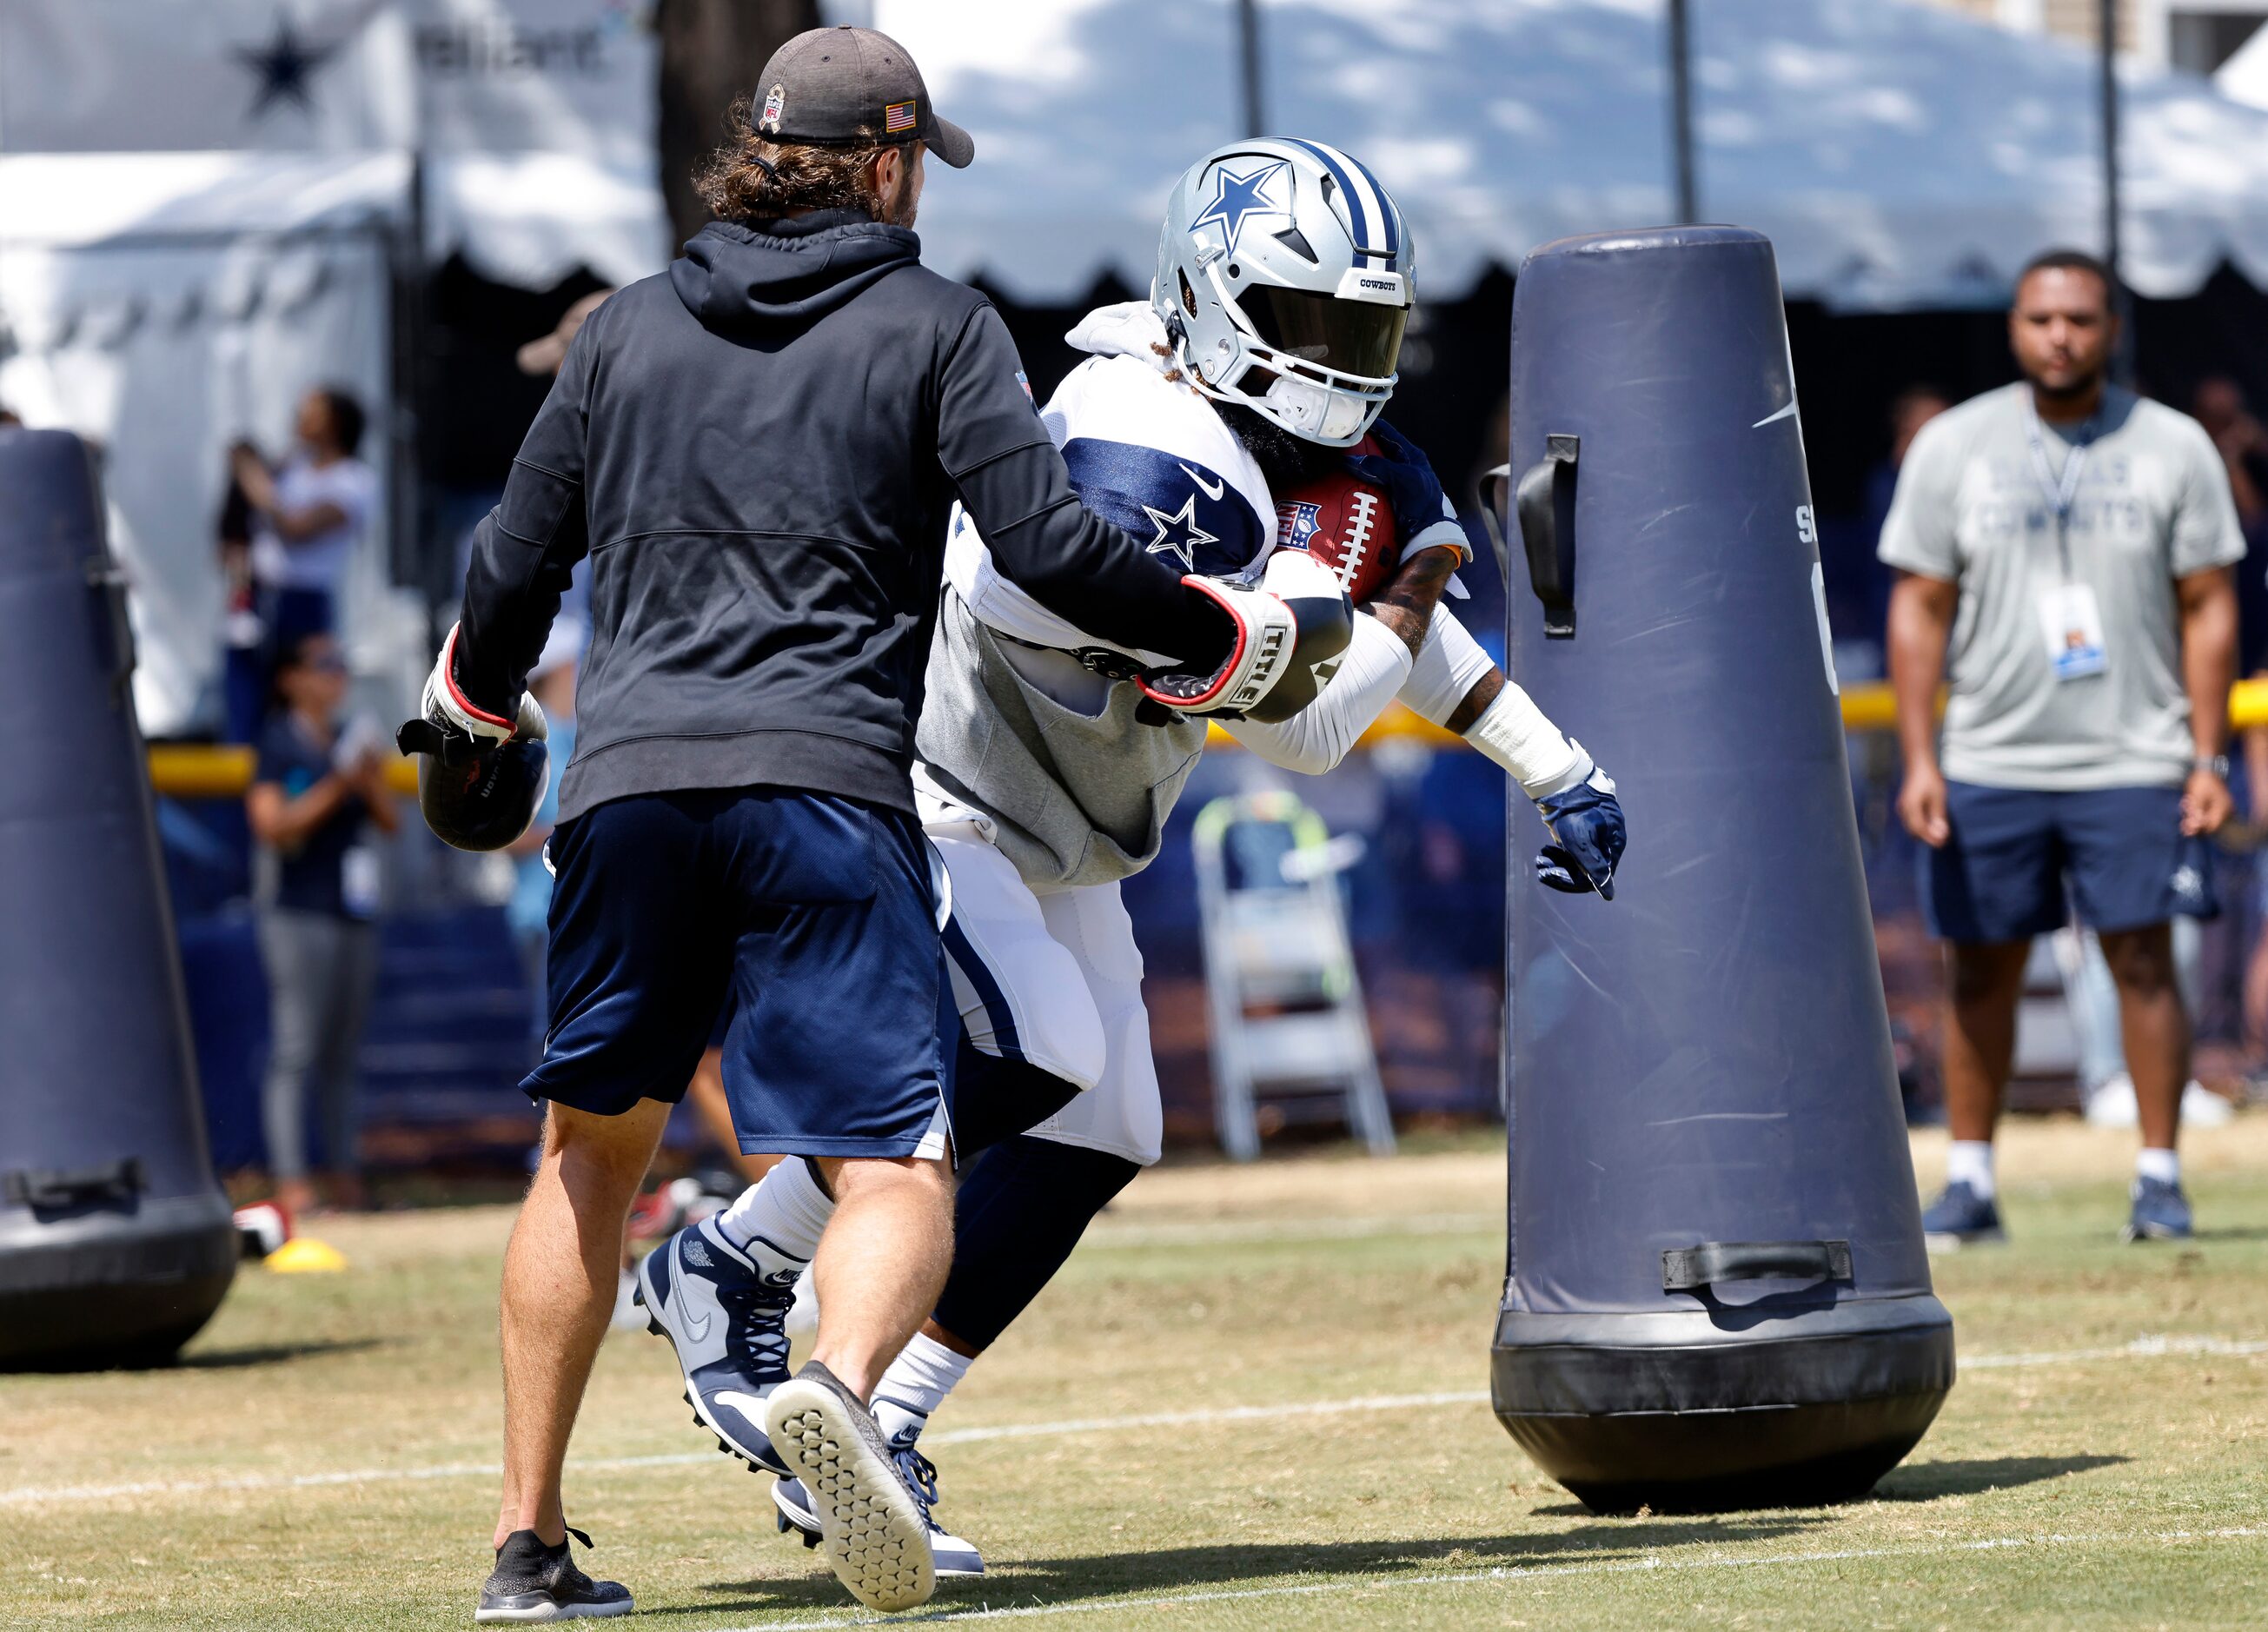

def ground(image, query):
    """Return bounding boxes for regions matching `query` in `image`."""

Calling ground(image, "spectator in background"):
[2193,378,2268,1061]
[1883,249,2245,1246]
[229,388,377,714]
[245,631,397,1216]
[1854,387,1951,650]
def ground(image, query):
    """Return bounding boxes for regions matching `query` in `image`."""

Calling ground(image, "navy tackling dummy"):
[635,139,1628,1573]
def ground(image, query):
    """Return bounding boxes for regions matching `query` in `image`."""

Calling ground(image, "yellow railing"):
[141,679,2268,798]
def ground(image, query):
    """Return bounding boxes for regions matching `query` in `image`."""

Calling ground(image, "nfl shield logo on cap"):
[759,83,786,133]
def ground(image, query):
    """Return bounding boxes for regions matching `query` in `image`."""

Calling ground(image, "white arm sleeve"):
[1399,610,1585,799]
[1398,607,1500,725]
[1222,610,1415,774]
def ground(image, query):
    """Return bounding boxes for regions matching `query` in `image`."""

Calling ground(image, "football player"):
[636,138,1628,1573]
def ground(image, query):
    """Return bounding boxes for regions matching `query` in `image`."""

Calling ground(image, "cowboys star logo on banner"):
[1190,159,1290,253]
[233,12,342,121]
[1275,501,1322,552]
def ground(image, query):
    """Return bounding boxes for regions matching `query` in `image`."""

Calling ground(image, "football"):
[1274,436,1396,603]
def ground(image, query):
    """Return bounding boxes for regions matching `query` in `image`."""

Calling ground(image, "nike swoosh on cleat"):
[680,1306,712,1343]
[1179,463,1225,501]
[710,1388,771,1425]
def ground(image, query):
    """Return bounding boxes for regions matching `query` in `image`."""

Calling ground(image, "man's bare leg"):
[494,1098,671,1549]
[806,1152,956,1398]
[1944,939,2031,1144]
[761,1150,958,1611]
[2099,924,2186,1154]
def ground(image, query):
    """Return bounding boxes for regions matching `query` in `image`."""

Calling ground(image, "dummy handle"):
[5,1157,144,1211]
[1514,434,1578,639]
[1661,1238,1853,1293]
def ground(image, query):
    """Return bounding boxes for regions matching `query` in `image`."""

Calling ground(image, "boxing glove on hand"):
[401,622,546,763]
[1535,746,1626,901]
[1138,576,1316,720]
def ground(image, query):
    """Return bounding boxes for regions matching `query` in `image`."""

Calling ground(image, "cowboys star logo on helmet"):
[1189,159,1290,253]
[1155,138,1414,447]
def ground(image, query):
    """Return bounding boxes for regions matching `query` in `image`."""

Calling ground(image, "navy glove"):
[1535,752,1625,901]
[1344,419,1454,557]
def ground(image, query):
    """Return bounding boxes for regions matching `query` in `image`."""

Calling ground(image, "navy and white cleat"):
[772,1420,984,1578]
[633,1214,805,1475]
[2124,1175,2194,1242]
[474,1528,632,1622]
[1920,1179,2005,1251]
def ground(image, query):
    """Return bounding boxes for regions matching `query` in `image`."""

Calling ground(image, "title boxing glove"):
[412,622,546,750]
[396,623,551,852]
[1137,563,1351,722]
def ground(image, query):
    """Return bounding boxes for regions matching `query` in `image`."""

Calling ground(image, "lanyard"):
[2020,395,2100,580]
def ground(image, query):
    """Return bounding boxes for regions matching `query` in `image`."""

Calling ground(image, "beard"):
[1217,401,1346,495]
[2026,359,2107,405]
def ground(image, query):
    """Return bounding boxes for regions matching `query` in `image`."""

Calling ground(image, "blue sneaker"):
[772,1403,984,1577]
[1920,1179,2004,1250]
[633,1214,804,1475]
[2125,1176,2194,1241]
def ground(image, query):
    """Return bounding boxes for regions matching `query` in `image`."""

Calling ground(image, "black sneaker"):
[475,1527,633,1623]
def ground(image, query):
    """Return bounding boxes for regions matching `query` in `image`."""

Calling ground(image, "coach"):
[1883,249,2245,1251]
[429,26,1274,1619]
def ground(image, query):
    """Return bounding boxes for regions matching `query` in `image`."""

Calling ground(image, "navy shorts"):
[525,787,954,1158]
[1922,780,2212,944]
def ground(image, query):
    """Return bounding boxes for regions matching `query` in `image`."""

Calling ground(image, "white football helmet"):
[1153,137,1415,447]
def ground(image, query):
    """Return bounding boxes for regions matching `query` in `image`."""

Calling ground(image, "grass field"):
[5,1118,2267,1630]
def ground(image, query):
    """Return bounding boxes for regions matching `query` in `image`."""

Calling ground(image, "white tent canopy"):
[425,152,669,289]
[871,0,2268,308]
[0,151,420,735]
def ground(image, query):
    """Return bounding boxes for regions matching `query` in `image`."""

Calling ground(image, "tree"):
[655,0,821,248]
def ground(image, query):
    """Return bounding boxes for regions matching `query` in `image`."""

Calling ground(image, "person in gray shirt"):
[1881,249,2245,1246]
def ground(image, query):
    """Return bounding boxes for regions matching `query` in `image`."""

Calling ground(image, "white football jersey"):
[944,304,1277,664]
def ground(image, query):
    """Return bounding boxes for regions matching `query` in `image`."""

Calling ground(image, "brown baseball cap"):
[751,25,974,169]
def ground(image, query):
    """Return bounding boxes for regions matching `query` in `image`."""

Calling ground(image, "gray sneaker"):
[474,1528,632,1623]
[764,1362,937,1612]
[2125,1175,2194,1242]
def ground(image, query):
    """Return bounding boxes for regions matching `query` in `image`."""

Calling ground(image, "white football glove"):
[418,622,545,748]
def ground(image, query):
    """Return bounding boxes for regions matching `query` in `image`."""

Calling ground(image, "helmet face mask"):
[1154,139,1416,448]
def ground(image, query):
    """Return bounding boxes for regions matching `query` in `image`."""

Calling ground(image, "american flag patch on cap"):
[884,100,917,134]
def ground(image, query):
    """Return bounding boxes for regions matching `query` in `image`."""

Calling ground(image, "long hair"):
[694,96,913,224]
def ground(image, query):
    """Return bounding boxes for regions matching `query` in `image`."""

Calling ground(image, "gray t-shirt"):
[1877,382,2245,791]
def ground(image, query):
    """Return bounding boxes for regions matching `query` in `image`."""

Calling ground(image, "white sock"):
[715,1157,834,1262]
[872,1332,974,1443]
[2136,1147,2180,1187]
[1945,1140,1996,1199]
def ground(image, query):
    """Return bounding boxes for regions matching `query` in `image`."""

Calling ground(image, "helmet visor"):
[1240,287,1407,381]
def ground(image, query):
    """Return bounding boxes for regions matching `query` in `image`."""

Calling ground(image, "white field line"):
[3,1330,2260,1510]
[1962,1334,2268,1368]
[707,1525,2268,1631]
